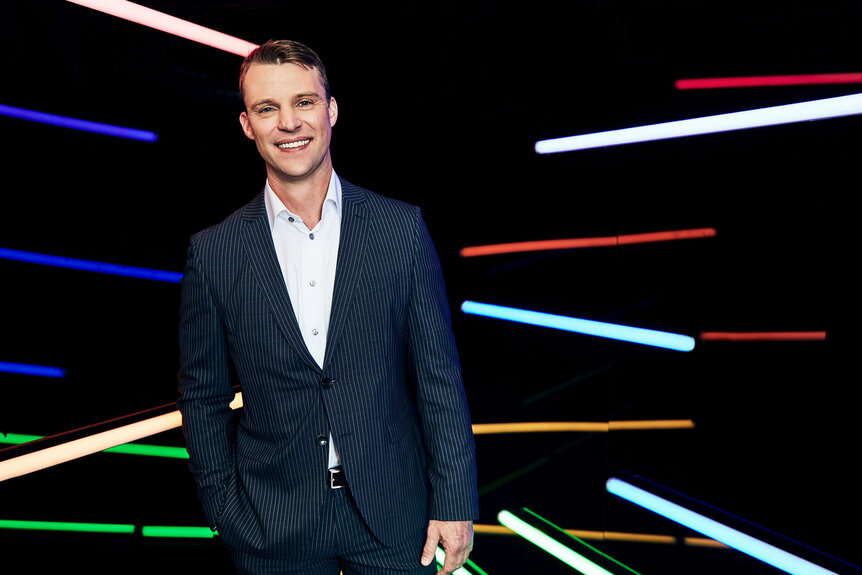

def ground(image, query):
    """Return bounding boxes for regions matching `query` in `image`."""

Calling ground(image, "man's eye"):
[297,100,313,107]
[258,106,274,113]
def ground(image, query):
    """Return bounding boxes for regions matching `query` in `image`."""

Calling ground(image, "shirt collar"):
[264,170,342,229]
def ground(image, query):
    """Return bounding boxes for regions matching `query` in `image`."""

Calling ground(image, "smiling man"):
[177,39,478,575]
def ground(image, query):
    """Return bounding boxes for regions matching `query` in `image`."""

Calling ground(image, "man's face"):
[239,63,338,186]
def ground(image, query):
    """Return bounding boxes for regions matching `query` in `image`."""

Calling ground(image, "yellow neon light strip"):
[473,523,724,548]
[471,420,694,434]
[0,393,243,482]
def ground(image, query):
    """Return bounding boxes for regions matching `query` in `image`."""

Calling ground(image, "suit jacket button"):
[320,378,334,389]
[316,434,328,446]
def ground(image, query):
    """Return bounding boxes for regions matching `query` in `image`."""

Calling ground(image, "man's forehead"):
[245,62,323,89]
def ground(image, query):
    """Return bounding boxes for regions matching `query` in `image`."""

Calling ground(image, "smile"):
[277,139,310,149]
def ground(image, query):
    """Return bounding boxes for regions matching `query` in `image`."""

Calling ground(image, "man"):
[177,39,478,575]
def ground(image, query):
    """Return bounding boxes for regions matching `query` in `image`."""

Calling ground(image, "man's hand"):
[420,519,473,574]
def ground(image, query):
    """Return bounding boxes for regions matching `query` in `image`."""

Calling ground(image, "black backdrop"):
[0,1,858,573]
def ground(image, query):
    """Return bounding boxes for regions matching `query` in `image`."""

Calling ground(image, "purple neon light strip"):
[0,104,158,141]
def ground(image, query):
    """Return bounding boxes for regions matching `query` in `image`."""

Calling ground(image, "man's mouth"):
[277,139,310,149]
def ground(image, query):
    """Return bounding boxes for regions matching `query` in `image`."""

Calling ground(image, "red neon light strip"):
[65,0,259,57]
[699,332,827,341]
[676,73,862,90]
[460,228,716,257]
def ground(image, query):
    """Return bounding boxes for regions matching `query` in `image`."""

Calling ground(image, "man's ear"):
[239,111,255,140]
[328,97,338,127]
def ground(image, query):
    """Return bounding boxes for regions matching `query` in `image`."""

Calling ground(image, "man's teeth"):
[278,139,310,149]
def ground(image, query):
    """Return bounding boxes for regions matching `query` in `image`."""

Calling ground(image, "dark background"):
[0,1,857,573]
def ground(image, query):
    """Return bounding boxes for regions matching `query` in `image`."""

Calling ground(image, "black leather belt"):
[328,466,346,489]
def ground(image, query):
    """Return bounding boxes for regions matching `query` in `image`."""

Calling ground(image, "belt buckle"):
[329,467,345,489]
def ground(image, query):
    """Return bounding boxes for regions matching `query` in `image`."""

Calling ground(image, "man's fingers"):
[421,524,440,566]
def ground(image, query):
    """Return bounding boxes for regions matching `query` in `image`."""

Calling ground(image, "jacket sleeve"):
[407,207,479,522]
[176,235,238,530]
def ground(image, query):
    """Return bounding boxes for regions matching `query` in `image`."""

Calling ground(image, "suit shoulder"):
[341,178,420,223]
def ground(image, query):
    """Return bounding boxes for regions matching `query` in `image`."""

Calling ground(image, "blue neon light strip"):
[606,478,840,575]
[461,301,695,352]
[0,104,158,142]
[0,247,182,283]
[0,361,65,378]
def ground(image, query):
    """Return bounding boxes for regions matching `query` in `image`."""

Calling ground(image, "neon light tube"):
[434,548,476,575]
[535,92,862,153]
[0,519,135,534]
[676,73,862,90]
[65,0,258,57]
[461,301,695,352]
[606,478,840,575]
[0,361,64,378]
[0,433,189,459]
[141,525,215,538]
[497,510,617,575]
[0,393,242,482]
[471,420,694,434]
[0,247,182,282]
[0,103,157,141]
[460,228,716,257]
[699,331,826,341]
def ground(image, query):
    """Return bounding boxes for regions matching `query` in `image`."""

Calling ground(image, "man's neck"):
[267,164,332,229]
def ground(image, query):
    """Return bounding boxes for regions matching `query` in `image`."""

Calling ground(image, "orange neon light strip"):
[65,0,259,57]
[0,393,243,483]
[471,420,694,434]
[699,332,827,341]
[676,73,862,90]
[473,523,724,548]
[460,228,716,257]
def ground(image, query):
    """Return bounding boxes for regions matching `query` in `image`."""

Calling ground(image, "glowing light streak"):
[0,247,182,282]
[699,331,827,341]
[606,478,840,575]
[0,103,157,141]
[460,228,716,257]
[474,523,723,547]
[534,93,862,153]
[65,0,258,57]
[0,433,188,459]
[461,301,696,352]
[471,420,694,434]
[0,393,242,482]
[434,547,480,575]
[497,511,620,575]
[676,73,862,90]
[141,525,215,538]
[0,519,135,534]
[0,361,65,378]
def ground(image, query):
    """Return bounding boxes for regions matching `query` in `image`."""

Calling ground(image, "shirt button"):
[309,279,316,287]
[288,216,295,222]
[309,233,315,240]
[311,328,319,336]
[316,434,328,446]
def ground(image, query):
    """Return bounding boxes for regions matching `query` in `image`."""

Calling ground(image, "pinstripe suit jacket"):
[177,177,478,558]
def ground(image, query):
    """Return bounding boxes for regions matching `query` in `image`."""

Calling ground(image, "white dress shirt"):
[264,171,342,469]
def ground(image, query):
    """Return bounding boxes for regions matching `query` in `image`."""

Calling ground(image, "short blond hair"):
[239,39,331,102]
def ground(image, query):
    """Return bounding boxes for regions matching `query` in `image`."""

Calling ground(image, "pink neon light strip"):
[676,73,862,90]
[65,0,259,57]
[699,332,827,341]
[460,228,717,257]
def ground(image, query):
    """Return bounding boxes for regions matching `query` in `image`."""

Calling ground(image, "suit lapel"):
[239,193,321,373]
[324,179,369,368]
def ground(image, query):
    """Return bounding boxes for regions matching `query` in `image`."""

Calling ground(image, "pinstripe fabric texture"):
[177,178,478,564]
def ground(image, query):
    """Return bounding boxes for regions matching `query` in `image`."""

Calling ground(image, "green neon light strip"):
[435,547,477,575]
[0,433,189,459]
[522,508,642,575]
[498,510,617,575]
[0,519,135,534]
[141,525,216,538]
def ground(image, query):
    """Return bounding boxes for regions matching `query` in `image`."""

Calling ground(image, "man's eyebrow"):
[294,91,324,101]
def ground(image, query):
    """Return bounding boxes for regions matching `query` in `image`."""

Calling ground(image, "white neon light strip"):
[65,0,258,57]
[535,93,862,153]
[461,301,695,352]
[498,511,616,575]
[606,478,840,575]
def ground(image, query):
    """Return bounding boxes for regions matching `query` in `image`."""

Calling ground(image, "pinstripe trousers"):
[226,484,437,575]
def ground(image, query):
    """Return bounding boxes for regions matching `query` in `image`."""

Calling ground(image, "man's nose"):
[277,109,300,131]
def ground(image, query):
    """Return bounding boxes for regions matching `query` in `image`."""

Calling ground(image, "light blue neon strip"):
[0,247,182,283]
[0,361,65,378]
[606,478,840,575]
[461,301,695,352]
[0,103,158,142]
[498,511,616,575]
